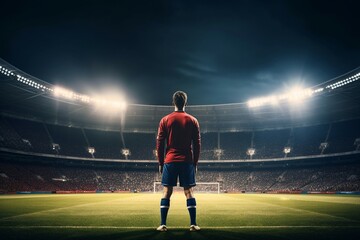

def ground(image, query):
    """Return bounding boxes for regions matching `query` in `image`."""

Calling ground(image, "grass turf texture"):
[0,193,359,240]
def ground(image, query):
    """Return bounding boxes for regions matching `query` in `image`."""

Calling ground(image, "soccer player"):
[156,91,201,232]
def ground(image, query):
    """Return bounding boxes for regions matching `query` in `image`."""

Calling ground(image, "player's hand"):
[159,165,163,174]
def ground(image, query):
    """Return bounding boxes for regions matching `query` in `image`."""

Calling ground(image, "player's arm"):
[192,118,201,172]
[156,118,167,174]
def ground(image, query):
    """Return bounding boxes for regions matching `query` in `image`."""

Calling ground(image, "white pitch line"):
[0,195,143,221]
[223,194,360,223]
[0,225,359,229]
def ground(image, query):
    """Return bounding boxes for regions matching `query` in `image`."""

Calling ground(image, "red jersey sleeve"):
[192,118,201,165]
[156,117,167,166]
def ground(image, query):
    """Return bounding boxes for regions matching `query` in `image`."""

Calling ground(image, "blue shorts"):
[162,162,196,187]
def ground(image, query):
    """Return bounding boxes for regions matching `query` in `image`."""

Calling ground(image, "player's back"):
[160,111,199,163]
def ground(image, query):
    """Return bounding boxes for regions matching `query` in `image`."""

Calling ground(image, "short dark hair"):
[172,91,187,109]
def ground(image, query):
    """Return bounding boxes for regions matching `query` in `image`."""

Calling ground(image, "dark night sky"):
[0,0,359,105]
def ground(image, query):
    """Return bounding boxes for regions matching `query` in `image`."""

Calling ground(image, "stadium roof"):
[1,58,360,133]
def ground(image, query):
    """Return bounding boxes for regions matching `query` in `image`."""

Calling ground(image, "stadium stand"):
[221,132,252,160]
[84,129,126,159]
[200,132,218,160]
[1,158,359,193]
[122,132,156,160]
[0,115,359,160]
[0,116,31,152]
[291,124,329,156]
[5,117,53,154]
[327,119,360,154]
[0,59,360,193]
[253,129,290,159]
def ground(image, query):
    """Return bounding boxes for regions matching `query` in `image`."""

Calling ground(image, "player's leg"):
[161,186,173,223]
[179,163,200,231]
[163,185,173,198]
[157,186,172,231]
[157,163,177,231]
[184,186,194,199]
[184,187,199,231]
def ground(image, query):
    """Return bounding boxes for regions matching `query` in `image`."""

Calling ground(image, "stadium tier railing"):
[1,146,359,164]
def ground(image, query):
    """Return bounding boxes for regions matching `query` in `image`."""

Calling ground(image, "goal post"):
[153,181,220,194]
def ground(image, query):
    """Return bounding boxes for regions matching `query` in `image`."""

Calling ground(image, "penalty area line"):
[0,225,359,229]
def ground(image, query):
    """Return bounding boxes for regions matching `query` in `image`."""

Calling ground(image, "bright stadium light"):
[80,95,90,103]
[93,97,107,106]
[88,147,95,154]
[214,148,224,160]
[50,84,129,112]
[52,143,60,154]
[122,148,130,156]
[283,146,291,158]
[325,72,360,90]
[94,99,127,111]
[286,87,313,104]
[314,88,324,93]
[88,147,95,158]
[246,148,255,159]
[247,86,314,108]
[122,148,131,160]
[247,97,268,108]
[54,86,74,99]
[120,101,127,111]
[269,95,279,105]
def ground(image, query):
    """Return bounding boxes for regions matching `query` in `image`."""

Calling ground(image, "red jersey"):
[156,111,201,166]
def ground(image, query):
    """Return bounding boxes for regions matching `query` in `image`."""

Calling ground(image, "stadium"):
[1,1,360,239]
[1,57,360,239]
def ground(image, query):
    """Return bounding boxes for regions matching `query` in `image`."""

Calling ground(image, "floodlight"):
[54,86,74,99]
[52,143,60,154]
[109,101,118,108]
[214,148,224,159]
[153,149,158,158]
[120,101,127,111]
[319,142,329,150]
[283,147,291,154]
[247,148,255,156]
[247,98,267,108]
[287,87,313,104]
[122,148,131,156]
[81,96,90,103]
[314,88,324,93]
[88,147,95,154]
[326,72,360,90]
[52,143,60,150]
[283,146,291,158]
[93,98,106,105]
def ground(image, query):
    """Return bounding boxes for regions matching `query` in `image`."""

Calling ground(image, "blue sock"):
[160,198,170,225]
[187,198,197,225]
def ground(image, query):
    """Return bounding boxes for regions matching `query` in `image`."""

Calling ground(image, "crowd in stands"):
[0,116,359,160]
[1,160,359,193]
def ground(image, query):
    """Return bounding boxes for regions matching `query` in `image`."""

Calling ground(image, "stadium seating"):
[0,116,359,160]
[1,160,359,193]
[5,117,53,154]
[327,119,360,154]
[220,132,252,160]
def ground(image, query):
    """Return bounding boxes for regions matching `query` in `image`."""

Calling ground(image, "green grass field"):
[0,193,359,240]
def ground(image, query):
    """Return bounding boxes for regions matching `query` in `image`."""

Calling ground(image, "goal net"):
[153,182,220,194]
